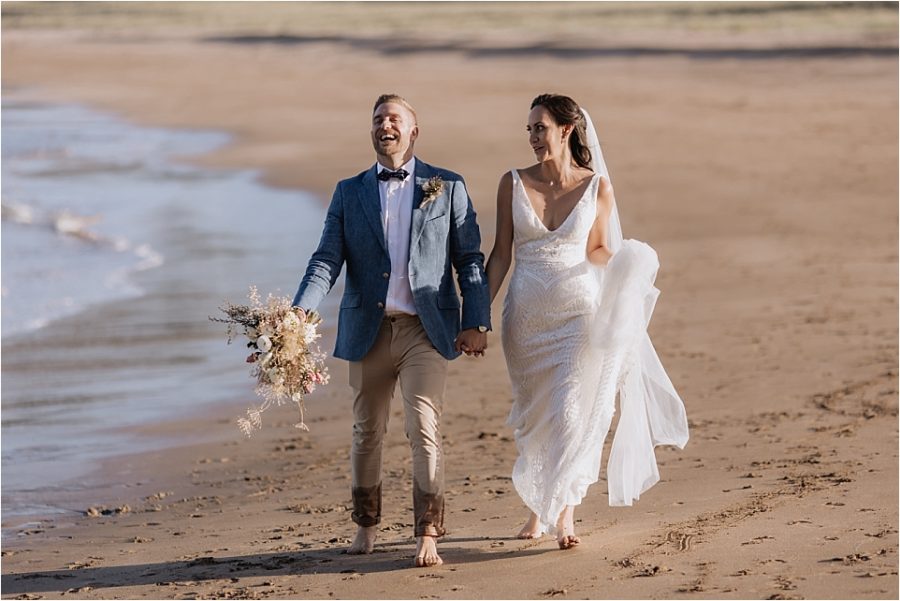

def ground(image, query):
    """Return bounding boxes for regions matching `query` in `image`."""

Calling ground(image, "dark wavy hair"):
[530,94,592,170]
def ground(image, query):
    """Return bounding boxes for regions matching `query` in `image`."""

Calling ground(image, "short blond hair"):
[373,93,418,124]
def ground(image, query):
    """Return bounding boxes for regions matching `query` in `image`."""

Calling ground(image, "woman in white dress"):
[486,94,689,549]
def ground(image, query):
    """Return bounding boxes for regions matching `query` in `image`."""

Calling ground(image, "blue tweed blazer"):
[292,158,491,361]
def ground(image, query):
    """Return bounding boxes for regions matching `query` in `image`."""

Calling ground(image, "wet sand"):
[2,4,898,599]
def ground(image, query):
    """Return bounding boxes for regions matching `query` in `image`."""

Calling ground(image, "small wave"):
[103,244,166,297]
[15,157,143,178]
[1,201,35,224]
[51,210,104,243]
[2,202,162,265]
[23,316,51,332]
[9,147,70,162]
[134,243,164,271]
[2,201,165,337]
[109,236,131,252]
[3,200,109,247]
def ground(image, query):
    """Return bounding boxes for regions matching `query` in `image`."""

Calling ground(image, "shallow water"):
[1,97,335,521]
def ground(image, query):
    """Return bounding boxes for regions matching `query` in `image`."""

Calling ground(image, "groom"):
[292,94,491,567]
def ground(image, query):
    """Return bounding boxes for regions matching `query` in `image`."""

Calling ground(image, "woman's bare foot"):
[517,511,542,539]
[555,505,581,550]
[347,525,377,554]
[415,535,443,567]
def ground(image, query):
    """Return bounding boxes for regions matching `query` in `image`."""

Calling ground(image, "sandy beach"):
[2,2,898,599]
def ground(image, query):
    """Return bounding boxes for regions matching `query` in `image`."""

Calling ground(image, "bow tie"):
[377,168,409,182]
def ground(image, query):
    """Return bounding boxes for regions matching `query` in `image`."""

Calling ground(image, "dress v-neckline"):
[515,171,597,233]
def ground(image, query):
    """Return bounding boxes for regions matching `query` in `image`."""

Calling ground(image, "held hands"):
[455,328,488,357]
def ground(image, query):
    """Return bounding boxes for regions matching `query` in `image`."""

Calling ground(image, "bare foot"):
[414,535,443,567]
[555,505,581,550]
[517,511,542,539]
[346,525,377,554]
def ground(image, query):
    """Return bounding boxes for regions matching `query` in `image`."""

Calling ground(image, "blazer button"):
[377,302,384,309]
[382,272,389,279]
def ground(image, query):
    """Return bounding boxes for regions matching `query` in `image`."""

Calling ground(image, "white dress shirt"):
[377,157,417,315]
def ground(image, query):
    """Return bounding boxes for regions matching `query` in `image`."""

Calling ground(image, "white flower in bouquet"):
[256,335,273,352]
[266,367,284,386]
[282,312,301,331]
[303,322,319,344]
[259,351,274,367]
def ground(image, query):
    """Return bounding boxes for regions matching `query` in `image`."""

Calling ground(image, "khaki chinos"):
[349,314,447,538]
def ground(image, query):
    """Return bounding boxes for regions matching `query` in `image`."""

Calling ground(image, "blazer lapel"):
[358,166,388,253]
[410,159,433,250]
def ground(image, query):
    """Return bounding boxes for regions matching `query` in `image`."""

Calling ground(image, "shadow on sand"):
[1,535,557,594]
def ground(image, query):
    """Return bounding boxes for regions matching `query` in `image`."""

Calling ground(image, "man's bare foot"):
[414,535,443,567]
[555,505,581,550]
[517,512,542,539]
[347,525,377,554]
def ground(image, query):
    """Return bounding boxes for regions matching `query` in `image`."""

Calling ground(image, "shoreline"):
[0,93,230,343]
[0,91,340,531]
[2,18,897,600]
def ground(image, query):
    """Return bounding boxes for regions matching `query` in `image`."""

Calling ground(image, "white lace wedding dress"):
[502,168,689,535]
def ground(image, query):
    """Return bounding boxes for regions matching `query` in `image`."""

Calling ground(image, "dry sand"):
[1,3,898,599]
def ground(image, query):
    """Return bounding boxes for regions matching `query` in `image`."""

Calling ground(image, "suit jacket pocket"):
[437,293,460,309]
[340,293,361,309]
[425,211,447,222]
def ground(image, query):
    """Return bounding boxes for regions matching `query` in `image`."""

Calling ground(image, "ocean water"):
[1,98,334,521]
[1,101,185,335]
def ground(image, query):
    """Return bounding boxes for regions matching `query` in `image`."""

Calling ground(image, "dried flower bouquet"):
[211,287,329,436]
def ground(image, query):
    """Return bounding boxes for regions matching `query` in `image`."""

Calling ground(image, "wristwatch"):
[477,325,488,333]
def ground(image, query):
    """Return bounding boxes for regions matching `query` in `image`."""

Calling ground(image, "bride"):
[486,94,689,549]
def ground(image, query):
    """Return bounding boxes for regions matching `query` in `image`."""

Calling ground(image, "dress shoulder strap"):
[593,171,604,197]
[508,169,525,207]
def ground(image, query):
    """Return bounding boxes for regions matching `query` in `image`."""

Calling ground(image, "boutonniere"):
[420,176,444,209]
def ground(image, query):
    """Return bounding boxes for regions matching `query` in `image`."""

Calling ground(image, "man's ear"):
[410,125,419,143]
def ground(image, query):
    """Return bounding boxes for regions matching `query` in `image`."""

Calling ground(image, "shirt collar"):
[376,156,416,179]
